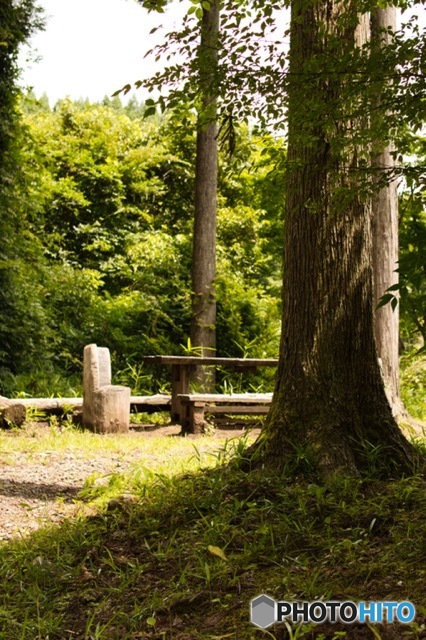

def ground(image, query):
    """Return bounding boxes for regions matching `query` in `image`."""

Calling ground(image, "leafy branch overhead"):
[118,0,426,182]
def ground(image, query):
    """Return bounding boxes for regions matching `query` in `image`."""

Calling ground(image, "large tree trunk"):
[190,0,219,391]
[249,0,416,479]
[371,6,402,415]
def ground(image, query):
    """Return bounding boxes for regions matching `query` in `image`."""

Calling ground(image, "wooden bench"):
[178,393,273,434]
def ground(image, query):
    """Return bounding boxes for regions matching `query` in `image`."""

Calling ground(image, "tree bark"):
[371,6,402,415]
[190,0,219,391]
[249,0,416,479]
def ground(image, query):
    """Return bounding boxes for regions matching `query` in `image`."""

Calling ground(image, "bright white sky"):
[19,0,188,106]
[19,0,423,108]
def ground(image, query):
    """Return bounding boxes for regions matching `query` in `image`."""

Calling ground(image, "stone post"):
[82,344,130,433]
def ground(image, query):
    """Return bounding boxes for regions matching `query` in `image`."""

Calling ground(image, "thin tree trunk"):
[249,0,416,479]
[190,0,219,391]
[371,7,402,415]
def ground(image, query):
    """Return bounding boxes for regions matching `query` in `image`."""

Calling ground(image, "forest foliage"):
[0,94,286,396]
[0,0,424,408]
[0,92,424,405]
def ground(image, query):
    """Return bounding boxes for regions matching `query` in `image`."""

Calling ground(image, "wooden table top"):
[142,356,278,367]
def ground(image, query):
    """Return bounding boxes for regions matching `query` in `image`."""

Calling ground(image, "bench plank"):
[205,405,270,414]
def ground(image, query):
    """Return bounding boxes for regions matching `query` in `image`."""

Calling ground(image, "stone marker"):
[82,344,130,433]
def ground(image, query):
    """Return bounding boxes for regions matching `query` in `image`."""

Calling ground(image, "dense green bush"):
[0,97,283,395]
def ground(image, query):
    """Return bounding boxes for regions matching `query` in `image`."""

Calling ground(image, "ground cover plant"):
[0,425,425,640]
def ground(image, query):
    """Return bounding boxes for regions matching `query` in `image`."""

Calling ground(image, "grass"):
[0,420,238,480]
[0,424,425,639]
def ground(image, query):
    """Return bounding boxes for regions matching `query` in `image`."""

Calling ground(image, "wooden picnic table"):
[142,356,278,424]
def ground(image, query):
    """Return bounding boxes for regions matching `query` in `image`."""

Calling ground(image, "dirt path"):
[0,423,255,542]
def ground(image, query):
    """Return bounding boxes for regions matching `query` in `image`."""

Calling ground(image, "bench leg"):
[182,401,206,435]
[171,364,193,423]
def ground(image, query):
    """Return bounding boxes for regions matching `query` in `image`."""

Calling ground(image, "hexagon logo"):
[251,594,276,628]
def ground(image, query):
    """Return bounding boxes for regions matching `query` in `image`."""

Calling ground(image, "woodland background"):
[0,0,425,421]
[0,92,424,417]
[0,94,426,417]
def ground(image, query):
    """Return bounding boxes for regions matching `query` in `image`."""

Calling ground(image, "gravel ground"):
[0,449,140,541]
[0,423,255,542]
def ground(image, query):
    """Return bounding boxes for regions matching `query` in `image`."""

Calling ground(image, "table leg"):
[171,364,191,424]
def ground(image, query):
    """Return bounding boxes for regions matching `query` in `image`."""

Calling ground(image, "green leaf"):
[111,84,132,98]
[144,106,156,118]
[376,293,394,310]
[386,283,400,292]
